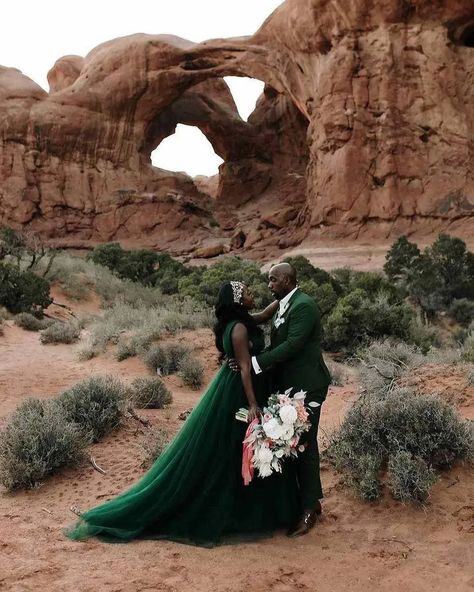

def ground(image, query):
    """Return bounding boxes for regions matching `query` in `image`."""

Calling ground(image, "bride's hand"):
[248,405,261,423]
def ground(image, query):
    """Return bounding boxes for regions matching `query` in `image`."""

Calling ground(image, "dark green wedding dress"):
[66,321,298,547]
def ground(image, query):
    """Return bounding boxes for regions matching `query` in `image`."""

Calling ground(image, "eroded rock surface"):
[0,1,473,253]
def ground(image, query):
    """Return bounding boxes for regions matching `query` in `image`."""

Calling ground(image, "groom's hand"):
[225,356,240,373]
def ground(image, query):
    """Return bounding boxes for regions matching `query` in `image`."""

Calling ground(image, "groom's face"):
[268,267,291,300]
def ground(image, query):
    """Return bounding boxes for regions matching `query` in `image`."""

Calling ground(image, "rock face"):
[0,1,473,253]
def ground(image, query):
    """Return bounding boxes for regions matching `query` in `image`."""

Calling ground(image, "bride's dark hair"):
[213,282,262,363]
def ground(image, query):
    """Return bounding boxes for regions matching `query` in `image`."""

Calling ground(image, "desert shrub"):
[143,343,191,375]
[328,388,473,502]
[152,253,191,294]
[40,321,80,344]
[56,375,127,441]
[178,257,270,308]
[384,236,421,282]
[83,300,209,359]
[385,234,474,316]
[298,280,339,316]
[179,355,205,390]
[14,312,50,331]
[466,367,474,386]
[284,256,342,293]
[0,262,52,314]
[0,398,88,490]
[387,451,437,503]
[449,299,474,327]
[461,330,474,363]
[88,242,160,285]
[129,377,172,409]
[327,361,347,386]
[323,290,414,352]
[139,427,170,468]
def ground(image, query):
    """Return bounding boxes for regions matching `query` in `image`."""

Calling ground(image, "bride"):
[66,281,298,547]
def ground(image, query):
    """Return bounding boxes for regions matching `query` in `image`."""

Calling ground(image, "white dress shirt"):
[251,287,298,375]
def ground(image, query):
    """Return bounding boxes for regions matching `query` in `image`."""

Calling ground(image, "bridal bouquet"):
[236,389,319,485]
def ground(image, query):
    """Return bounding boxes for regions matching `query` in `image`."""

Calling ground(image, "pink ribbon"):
[242,418,258,486]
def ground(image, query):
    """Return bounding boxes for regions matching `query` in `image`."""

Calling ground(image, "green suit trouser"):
[297,387,327,509]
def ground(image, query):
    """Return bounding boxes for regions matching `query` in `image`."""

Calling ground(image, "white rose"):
[279,405,297,425]
[282,425,295,441]
[263,418,285,440]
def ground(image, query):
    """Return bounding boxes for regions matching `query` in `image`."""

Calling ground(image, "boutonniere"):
[274,316,286,328]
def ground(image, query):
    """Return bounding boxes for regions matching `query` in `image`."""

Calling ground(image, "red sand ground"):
[0,292,473,592]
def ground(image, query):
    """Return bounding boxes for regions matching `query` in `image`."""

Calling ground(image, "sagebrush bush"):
[40,321,80,344]
[0,398,88,490]
[143,343,191,375]
[14,312,50,331]
[130,377,172,408]
[467,367,474,386]
[179,355,205,390]
[388,451,437,503]
[139,427,170,468]
[328,388,473,502]
[327,361,346,386]
[56,375,127,442]
[461,331,474,363]
[357,340,425,395]
[83,301,209,358]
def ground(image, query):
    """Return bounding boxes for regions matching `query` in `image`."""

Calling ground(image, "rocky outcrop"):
[0,1,473,254]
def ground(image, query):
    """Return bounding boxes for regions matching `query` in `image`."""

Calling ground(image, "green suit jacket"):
[255,289,331,404]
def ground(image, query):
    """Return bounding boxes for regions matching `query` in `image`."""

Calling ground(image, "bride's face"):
[241,285,255,310]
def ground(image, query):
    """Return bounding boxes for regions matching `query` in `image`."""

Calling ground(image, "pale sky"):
[1,0,282,177]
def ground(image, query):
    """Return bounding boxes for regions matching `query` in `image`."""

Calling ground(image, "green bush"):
[143,343,191,375]
[449,299,474,327]
[328,388,473,502]
[130,377,172,409]
[88,242,160,285]
[56,375,127,442]
[284,256,342,294]
[179,355,205,390]
[139,427,170,468]
[0,262,52,314]
[40,321,80,344]
[384,236,421,282]
[0,398,88,490]
[14,312,50,332]
[323,290,414,352]
[385,234,474,316]
[178,257,270,308]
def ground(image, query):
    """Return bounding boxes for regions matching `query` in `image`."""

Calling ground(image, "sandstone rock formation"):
[0,1,473,255]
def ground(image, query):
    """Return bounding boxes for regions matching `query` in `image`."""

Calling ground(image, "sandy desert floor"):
[0,288,473,592]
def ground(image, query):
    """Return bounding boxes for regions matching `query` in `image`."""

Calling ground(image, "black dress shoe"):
[287,503,322,538]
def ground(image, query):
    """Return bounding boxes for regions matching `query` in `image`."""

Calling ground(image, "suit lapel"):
[272,289,300,333]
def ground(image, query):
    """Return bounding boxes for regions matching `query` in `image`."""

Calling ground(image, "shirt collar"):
[278,287,298,314]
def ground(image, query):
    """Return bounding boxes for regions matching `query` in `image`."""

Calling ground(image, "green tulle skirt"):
[65,362,299,547]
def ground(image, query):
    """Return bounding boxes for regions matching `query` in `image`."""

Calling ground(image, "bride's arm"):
[231,323,260,422]
[251,300,278,325]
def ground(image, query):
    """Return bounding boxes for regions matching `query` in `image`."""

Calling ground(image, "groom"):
[252,262,331,537]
